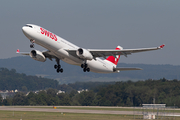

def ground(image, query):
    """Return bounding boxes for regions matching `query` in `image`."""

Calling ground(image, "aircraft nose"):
[22,26,28,34]
[22,25,33,34]
[22,25,33,39]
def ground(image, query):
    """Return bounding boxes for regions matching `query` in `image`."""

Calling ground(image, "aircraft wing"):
[88,44,165,58]
[66,44,165,59]
[113,67,142,71]
[16,49,58,61]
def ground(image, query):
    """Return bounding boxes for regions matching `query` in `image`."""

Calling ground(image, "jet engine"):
[30,50,46,62]
[76,48,93,60]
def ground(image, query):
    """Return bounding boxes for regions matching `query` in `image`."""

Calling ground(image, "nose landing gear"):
[30,39,35,48]
[30,44,34,48]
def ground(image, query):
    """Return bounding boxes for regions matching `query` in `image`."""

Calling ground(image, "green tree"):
[77,90,95,106]
[3,97,12,106]
[126,97,133,106]
[26,92,36,105]
[0,94,2,105]
[47,88,58,97]
[57,93,71,105]
[36,91,47,105]
[22,86,28,92]
[12,92,26,105]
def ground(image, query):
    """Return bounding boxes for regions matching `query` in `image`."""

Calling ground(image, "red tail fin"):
[106,46,122,65]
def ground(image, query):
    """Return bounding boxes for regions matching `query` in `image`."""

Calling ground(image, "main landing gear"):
[54,58,63,73]
[81,63,90,72]
[30,39,35,48]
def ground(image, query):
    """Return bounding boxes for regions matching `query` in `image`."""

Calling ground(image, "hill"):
[0,56,179,84]
[0,68,58,91]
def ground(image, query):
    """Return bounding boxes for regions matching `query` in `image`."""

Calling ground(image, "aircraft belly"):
[54,48,82,65]
[87,59,113,73]
[61,58,80,65]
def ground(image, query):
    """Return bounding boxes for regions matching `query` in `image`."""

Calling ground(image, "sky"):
[0,0,179,65]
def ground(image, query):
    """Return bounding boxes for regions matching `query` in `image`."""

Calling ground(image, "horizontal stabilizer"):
[16,49,29,55]
[114,67,142,71]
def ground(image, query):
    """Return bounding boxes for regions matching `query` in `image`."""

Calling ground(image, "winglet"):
[16,49,20,53]
[159,44,165,49]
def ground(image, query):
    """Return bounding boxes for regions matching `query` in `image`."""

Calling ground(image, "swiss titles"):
[40,28,57,41]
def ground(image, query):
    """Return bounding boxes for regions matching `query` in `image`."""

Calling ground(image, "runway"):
[0,106,180,117]
[0,106,135,115]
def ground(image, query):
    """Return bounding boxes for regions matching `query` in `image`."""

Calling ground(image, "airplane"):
[17,24,165,73]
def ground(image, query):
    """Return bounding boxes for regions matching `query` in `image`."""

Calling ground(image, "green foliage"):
[2,97,12,105]
[2,79,179,107]
[76,90,95,106]
[1,69,180,107]
[12,92,26,105]
[0,68,58,91]
[0,94,2,105]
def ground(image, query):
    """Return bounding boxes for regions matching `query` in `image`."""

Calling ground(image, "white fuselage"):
[22,24,117,73]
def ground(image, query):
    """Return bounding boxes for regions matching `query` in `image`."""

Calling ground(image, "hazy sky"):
[0,1,179,65]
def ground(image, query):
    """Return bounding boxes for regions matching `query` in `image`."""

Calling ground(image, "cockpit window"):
[25,25,33,28]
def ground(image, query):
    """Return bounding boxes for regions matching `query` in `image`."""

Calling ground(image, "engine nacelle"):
[30,50,46,62]
[76,48,93,60]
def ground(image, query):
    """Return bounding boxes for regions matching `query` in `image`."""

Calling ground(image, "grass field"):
[0,111,134,120]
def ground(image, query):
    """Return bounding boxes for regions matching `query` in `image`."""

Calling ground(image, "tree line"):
[1,78,180,107]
